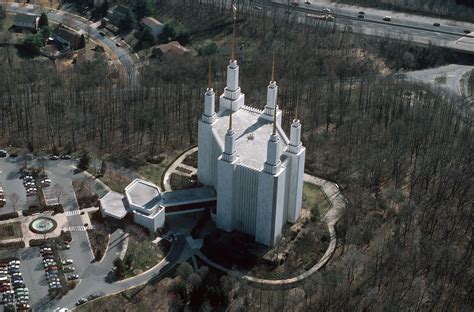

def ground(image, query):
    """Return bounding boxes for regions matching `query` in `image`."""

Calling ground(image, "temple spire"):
[231,4,237,61]
[208,58,212,89]
[272,100,277,135]
[294,102,298,121]
[271,54,275,83]
[229,102,233,130]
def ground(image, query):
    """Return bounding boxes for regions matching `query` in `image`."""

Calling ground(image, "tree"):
[9,193,20,212]
[99,0,109,17]
[78,151,90,171]
[133,0,154,19]
[100,160,107,176]
[39,12,49,28]
[137,25,155,49]
[177,262,193,280]
[119,10,134,31]
[0,6,5,21]
[113,257,125,279]
[22,34,43,55]
[52,183,64,204]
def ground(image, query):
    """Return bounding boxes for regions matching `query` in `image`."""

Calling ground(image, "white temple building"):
[198,53,306,246]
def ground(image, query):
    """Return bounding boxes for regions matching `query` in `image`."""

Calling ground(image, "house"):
[14,13,39,32]
[52,27,84,50]
[141,17,164,38]
[152,41,190,59]
[107,4,130,26]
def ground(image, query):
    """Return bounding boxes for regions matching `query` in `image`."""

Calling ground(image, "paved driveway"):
[0,156,31,215]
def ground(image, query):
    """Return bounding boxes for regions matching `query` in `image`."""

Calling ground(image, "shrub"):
[0,241,25,249]
[0,212,19,221]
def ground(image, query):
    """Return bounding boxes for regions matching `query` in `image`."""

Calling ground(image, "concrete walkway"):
[163,147,198,192]
[196,173,346,290]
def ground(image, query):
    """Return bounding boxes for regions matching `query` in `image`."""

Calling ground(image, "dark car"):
[0,150,7,157]
[76,298,88,306]
[464,29,471,34]
[433,22,440,27]
[358,15,364,18]
[88,292,102,300]
[60,155,71,159]
[358,11,365,14]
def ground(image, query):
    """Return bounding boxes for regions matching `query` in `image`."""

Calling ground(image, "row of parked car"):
[21,170,52,198]
[0,185,6,207]
[40,246,78,292]
[0,260,30,310]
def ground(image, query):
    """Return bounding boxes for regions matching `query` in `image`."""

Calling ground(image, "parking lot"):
[1,258,31,310]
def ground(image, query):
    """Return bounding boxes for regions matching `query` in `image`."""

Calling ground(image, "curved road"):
[1,2,139,87]
[38,235,187,311]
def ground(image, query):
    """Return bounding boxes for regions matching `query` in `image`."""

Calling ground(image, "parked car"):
[63,266,75,273]
[358,11,365,14]
[433,22,440,27]
[68,273,79,280]
[322,8,330,13]
[0,150,7,157]
[76,298,88,306]
[60,155,71,160]
[464,29,471,34]
[383,16,391,21]
[88,292,102,300]
[358,14,364,18]
[62,259,73,265]
[50,155,59,160]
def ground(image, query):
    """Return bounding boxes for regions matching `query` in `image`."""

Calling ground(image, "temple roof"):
[213,106,289,170]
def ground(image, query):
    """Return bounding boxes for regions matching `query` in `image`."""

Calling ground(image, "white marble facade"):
[198,57,306,247]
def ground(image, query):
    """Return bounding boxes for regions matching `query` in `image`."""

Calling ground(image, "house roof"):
[141,17,163,28]
[154,41,190,56]
[100,191,128,219]
[53,27,79,43]
[113,4,130,16]
[14,13,38,25]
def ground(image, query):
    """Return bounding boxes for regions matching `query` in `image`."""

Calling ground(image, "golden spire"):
[271,54,275,82]
[295,102,298,121]
[208,58,212,89]
[231,3,237,61]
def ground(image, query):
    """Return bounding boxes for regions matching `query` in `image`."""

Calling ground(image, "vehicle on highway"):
[307,13,334,21]
[322,8,330,13]
[304,0,311,4]
[50,155,59,160]
[433,22,440,27]
[99,31,106,36]
[464,29,471,34]
[290,0,299,6]
[358,11,365,15]
[76,298,88,306]
[358,14,364,19]
[383,16,391,21]
[60,155,71,160]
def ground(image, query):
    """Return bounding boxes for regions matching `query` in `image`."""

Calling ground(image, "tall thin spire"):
[208,58,212,89]
[229,102,233,130]
[231,3,237,61]
[271,54,275,83]
[272,103,277,135]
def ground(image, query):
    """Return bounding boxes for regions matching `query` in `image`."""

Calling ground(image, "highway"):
[256,0,474,54]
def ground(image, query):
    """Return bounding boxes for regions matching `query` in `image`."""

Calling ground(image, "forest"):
[332,0,474,23]
[0,0,472,310]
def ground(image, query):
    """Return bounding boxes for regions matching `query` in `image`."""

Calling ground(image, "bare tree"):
[52,183,64,204]
[9,193,20,213]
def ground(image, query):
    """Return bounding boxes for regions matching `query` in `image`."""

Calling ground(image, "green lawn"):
[0,222,22,239]
[136,163,167,188]
[122,237,164,278]
[302,182,332,219]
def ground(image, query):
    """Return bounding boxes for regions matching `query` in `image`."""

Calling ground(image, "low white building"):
[14,13,39,32]
[99,178,216,233]
[141,17,164,38]
[125,179,165,232]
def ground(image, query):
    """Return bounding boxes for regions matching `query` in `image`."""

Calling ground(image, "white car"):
[62,259,74,265]
[322,8,330,13]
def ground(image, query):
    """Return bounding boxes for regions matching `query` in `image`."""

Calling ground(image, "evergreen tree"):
[39,12,49,28]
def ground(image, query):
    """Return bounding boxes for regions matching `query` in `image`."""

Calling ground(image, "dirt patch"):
[0,222,22,239]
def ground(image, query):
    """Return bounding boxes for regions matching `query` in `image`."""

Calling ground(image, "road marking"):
[65,210,81,216]
[66,225,94,232]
